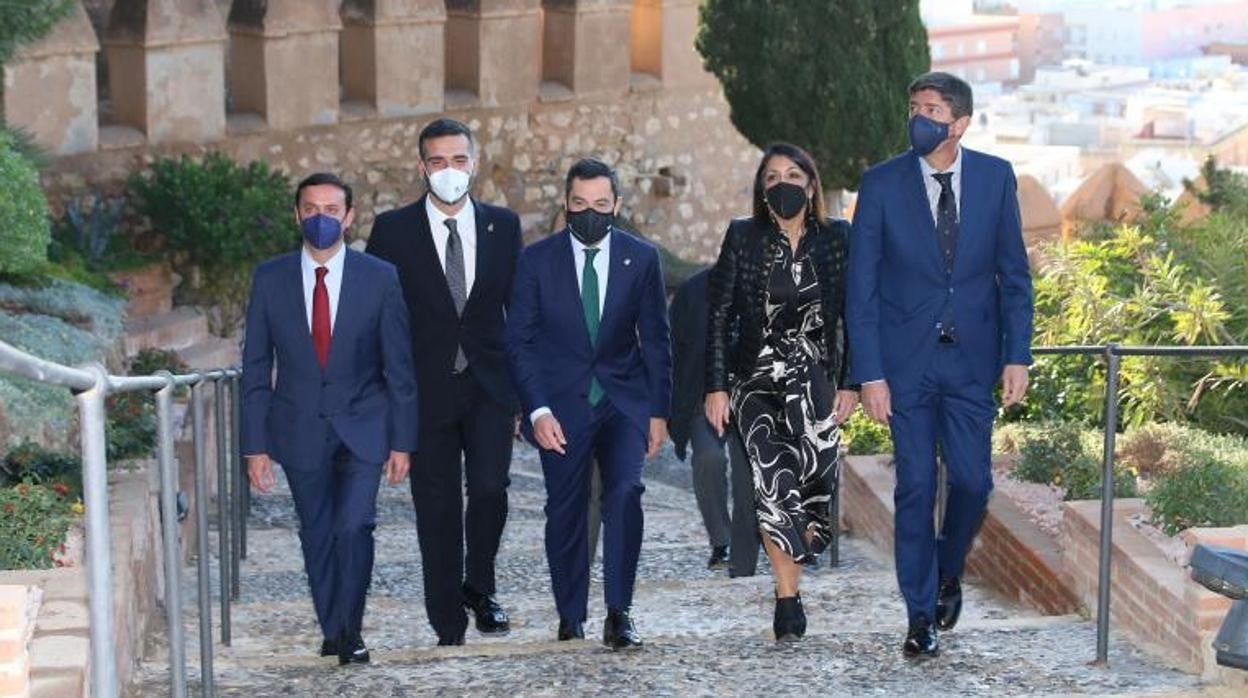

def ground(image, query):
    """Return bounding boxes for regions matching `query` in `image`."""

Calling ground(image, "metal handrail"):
[1032,343,1248,666]
[0,338,244,698]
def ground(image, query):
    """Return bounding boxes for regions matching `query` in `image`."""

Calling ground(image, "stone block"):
[1,1,99,155]
[629,0,713,86]
[446,0,541,106]
[103,0,227,144]
[228,0,342,130]
[542,0,630,95]
[341,0,446,117]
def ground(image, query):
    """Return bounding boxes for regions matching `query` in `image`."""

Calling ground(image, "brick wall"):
[1064,500,1248,685]
[841,455,1080,617]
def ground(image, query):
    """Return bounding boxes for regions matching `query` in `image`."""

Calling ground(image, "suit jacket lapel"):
[285,253,322,370]
[326,251,359,373]
[598,231,628,348]
[466,199,491,311]
[559,231,594,354]
[907,152,950,272]
[955,150,983,277]
[413,195,459,318]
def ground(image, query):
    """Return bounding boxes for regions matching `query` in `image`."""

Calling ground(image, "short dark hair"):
[751,143,827,224]
[295,172,353,211]
[418,118,475,160]
[565,158,621,200]
[908,71,974,119]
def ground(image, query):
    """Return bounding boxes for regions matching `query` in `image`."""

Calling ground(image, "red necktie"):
[312,266,331,368]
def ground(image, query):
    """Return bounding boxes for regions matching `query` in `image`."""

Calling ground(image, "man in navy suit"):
[506,158,672,650]
[366,118,522,646]
[847,72,1034,658]
[241,173,418,665]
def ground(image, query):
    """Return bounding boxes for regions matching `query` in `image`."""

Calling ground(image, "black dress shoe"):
[462,584,511,635]
[557,618,585,641]
[602,608,643,650]
[319,638,338,657]
[436,634,465,647]
[338,635,370,666]
[773,594,806,642]
[707,545,729,570]
[936,577,963,631]
[903,616,939,659]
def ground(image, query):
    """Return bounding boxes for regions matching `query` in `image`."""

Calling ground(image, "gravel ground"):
[127,443,1212,697]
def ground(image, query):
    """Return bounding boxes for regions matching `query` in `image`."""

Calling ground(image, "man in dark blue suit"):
[847,73,1034,658]
[241,173,418,665]
[506,158,672,650]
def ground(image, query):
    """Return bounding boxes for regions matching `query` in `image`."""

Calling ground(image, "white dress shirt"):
[300,243,345,333]
[426,195,477,297]
[918,145,962,224]
[530,230,613,425]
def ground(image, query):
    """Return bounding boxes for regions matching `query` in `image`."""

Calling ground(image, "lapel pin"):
[487,222,494,233]
[624,258,632,266]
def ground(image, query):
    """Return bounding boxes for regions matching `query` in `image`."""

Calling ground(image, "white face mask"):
[427,167,471,205]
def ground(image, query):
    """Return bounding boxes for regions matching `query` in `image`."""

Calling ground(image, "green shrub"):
[0,442,80,495]
[1146,456,1248,535]
[128,347,189,377]
[0,0,74,66]
[0,482,77,570]
[0,134,51,275]
[1008,421,1135,501]
[843,411,892,455]
[130,152,297,335]
[106,392,155,461]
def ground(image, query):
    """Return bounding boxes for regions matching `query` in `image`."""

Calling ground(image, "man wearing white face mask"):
[366,118,523,646]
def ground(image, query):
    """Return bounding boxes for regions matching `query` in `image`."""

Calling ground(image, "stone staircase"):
[116,263,240,371]
[125,445,1221,697]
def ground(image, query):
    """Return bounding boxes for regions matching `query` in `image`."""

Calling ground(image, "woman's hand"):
[833,389,859,425]
[704,391,731,437]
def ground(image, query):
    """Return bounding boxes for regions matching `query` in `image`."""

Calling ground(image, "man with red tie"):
[241,173,418,665]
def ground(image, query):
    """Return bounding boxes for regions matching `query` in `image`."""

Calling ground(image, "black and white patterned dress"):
[730,232,840,563]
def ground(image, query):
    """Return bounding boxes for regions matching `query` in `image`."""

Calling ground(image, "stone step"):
[176,337,240,372]
[123,307,208,356]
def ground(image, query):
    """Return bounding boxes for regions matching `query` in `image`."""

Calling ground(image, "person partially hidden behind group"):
[704,144,858,642]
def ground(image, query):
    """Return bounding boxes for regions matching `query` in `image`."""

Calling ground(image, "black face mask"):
[567,208,613,246]
[765,181,809,221]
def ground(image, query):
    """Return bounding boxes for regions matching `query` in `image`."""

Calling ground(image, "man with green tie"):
[505,158,672,650]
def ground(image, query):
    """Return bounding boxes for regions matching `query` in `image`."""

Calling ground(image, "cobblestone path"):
[128,445,1213,697]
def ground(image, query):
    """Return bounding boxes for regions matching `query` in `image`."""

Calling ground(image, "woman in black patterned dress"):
[704,144,857,641]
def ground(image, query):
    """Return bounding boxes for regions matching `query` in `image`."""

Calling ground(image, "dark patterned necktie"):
[932,172,958,339]
[582,248,604,406]
[444,218,468,371]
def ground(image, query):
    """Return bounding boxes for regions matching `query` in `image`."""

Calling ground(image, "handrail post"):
[214,378,232,645]
[230,374,242,599]
[190,377,215,695]
[1095,343,1122,666]
[75,363,118,698]
[154,372,188,698]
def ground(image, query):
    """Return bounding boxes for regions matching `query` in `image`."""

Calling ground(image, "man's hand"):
[704,391,731,437]
[1001,364,1030,408]
[534,413,567,455]
[833,389,859,425]
[247,454,276,493]
[647,418,668,460]
[384,451,410,485]
[861,380,892,424]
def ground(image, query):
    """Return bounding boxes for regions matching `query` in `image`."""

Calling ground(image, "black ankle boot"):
[773,593,806,642]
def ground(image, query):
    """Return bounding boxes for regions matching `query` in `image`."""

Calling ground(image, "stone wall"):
[41,83,759,264]
[11,0,761,265]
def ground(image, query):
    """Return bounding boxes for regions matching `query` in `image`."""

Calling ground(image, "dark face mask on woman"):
[765,181,809,221]
[566,208,613,246]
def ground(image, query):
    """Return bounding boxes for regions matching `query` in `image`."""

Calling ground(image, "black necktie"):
[932,172,958,340]
[444,218,468,371]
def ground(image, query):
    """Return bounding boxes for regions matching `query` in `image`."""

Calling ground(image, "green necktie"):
[582,248,604,406]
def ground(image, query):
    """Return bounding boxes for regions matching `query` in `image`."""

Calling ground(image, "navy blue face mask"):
[300,213,343,250]
[909,114,951,157]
